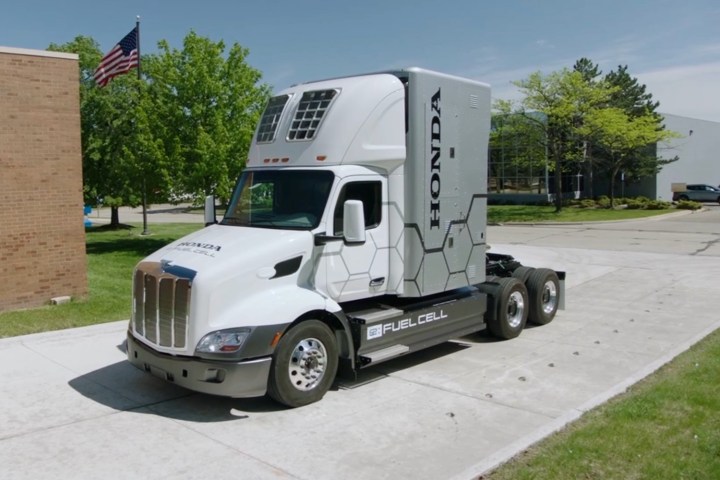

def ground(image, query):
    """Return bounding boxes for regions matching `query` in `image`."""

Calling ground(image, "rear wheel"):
[526,268,560,325]
[267,320,338,408]
[512,266,535,283]
[678,195,689,201]
[485,277,529,340]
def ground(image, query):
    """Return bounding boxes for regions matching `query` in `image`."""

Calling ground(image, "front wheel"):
[267,320,338,408]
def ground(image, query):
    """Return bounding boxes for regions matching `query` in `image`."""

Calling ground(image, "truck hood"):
[142,224,316,331]
[146,224,312,276]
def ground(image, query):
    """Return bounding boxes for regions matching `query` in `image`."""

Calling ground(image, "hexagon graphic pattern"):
[388,202,404,248]
[422,251,450,293]
[324,250,350,299]
[467,245,487,283]
[404,226,425,283]
[467,195,487,245]
[388,247,404,293]
[445,272,469,291]
[342,233,379,275]
[443,224,473,273]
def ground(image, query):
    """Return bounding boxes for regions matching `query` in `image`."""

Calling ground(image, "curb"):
[489,207,702,227]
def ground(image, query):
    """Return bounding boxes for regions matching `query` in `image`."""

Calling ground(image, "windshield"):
[222,169,335,230]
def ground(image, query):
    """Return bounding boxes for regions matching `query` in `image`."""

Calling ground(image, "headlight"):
[196,328,251,354]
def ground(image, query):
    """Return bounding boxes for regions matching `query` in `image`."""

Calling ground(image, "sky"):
[2,0,719,122]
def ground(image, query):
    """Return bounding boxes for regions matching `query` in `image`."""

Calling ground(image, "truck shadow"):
[337,329,517,388]
[68,343,289,423]
[335,338,477,389]
[70,334,496,422]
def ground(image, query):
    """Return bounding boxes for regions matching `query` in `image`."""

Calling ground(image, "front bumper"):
[127,332,271,398]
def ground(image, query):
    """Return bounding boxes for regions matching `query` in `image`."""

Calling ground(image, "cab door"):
[318,176,389,302]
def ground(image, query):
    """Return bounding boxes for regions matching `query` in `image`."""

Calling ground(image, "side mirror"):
[204,195,217,226]
[343,200,366,245]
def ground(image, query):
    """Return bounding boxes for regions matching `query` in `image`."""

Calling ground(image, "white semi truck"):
[127,68,565,407]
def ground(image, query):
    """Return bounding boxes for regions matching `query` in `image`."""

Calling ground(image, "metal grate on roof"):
[256,94,291,143]
[288,89,339,141]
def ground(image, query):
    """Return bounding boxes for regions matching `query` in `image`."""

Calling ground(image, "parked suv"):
[672,184,720,203]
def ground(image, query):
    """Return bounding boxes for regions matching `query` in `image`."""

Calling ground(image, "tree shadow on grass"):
[87,223,135,232]
[85,226,177,257]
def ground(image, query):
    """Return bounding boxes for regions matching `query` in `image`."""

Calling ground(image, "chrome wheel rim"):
[288,337,327,391]
[541,281,558,314]
[506,291,525,329]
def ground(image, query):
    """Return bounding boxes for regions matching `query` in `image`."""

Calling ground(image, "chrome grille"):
[133,264,191,350]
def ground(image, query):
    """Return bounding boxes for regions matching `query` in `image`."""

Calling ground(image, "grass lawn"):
[487,328,720,479]
[488,205,675,223]
[0,223,202,338]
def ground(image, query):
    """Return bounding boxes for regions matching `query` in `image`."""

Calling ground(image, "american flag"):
[94,27,139,87]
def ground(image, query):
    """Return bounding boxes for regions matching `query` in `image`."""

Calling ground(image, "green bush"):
[676,200,703,210]
[634,196,651,204]
[597,196,611,208]
[625,199,644,209]
[645,200,672,210]
[579,199,597,208]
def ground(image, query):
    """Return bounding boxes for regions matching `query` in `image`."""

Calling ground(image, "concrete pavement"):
[2,207,720,479]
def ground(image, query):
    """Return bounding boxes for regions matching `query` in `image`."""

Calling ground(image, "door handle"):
[369,277,385,287]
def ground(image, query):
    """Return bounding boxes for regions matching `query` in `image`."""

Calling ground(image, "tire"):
[485,277,528,340]
[511,266,535,283]
[267,320,338,408]
[526,268,560,325]
[678,195,689,201]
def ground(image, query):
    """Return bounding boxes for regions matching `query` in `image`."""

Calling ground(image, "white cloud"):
[637,62,720,122]
[460,55,720,123]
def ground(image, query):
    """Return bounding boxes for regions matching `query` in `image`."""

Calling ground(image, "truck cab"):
[127,68,563,407]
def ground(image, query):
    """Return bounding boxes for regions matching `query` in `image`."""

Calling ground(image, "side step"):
[359,344,409,366]
[344,289,487,370]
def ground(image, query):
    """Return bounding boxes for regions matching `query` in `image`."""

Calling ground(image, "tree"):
[589,65,675,203]
[49,32,270,226]
[48,36,153,227]
[573,58,603,197]
[581,108,679,205]
[573,57,602,83]
[512,69,616,211]
[143,31,270,203]
[605,65,660,118]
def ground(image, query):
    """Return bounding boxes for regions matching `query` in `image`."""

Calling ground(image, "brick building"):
[0,46,87,312]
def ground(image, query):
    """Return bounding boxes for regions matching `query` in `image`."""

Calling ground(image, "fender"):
[207,285,355,365]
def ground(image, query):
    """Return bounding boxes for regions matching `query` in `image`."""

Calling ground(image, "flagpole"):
[136,16,150,236]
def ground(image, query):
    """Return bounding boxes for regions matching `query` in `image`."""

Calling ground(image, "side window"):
[333,182,381,236]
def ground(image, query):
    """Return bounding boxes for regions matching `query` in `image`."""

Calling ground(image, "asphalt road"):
[3,206,720,479]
